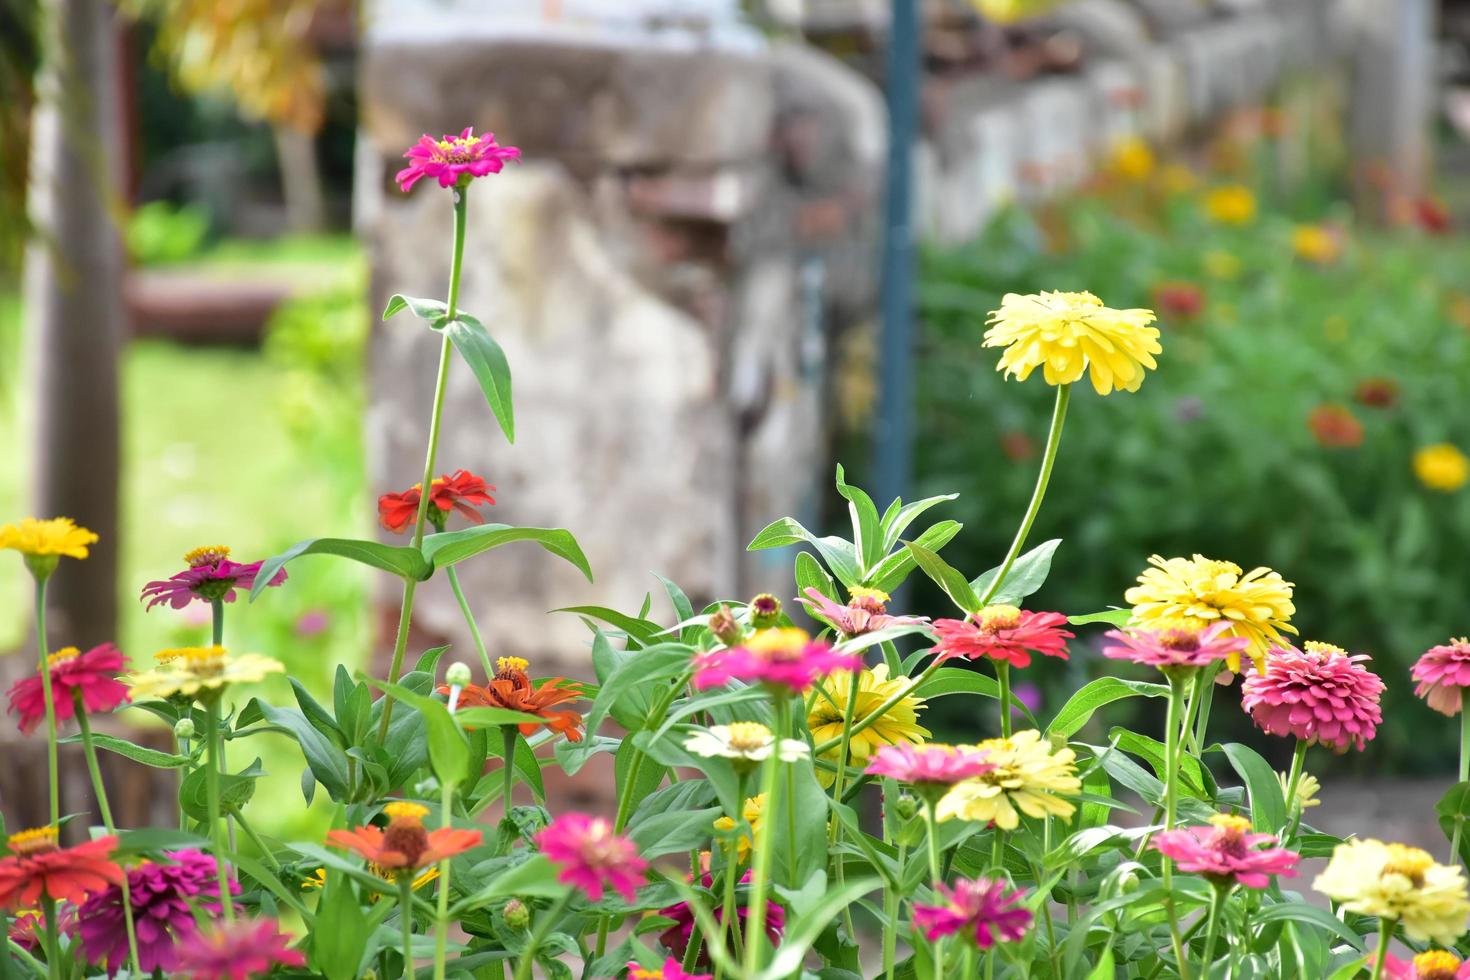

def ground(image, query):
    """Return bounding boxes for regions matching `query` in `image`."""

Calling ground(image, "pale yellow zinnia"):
[1124,554,1296,673]
[1313,839,1470,946]
[935,729,1080,830]
[983,291,1161,396]
[808,665,930,785]
[1414,444,1470,493]
[713,794,767,862]
[130,646,285,702]
[0,517,98,560]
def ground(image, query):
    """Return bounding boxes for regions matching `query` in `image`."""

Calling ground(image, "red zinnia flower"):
[173,917,305,980]
[1414,198,1453,235]
[7,643,130,734]
[0,828,123,909]
[328,802,482,874]
[1152,814,1299,889]
[1241,641,1384,752]
[395,127,521,193]
[536,813,648,903]
[1152,281,1206,320]
[378,469,496,534]
[1354,377,1400,409]
[1307,404,1364,448]
[931,606,1072,668]
[441,657,585,742]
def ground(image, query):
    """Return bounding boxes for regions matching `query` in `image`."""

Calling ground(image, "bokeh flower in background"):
[172,917,305,980]
[1415,443,1470,492]
[1354,377,1400,409]
[1106,136,1155,182]
[1152,280,1205,320]
[982,290,1161,395]
[1203,185,1257,224]
[1307,403,1364,449]
[1292,224,1343,264]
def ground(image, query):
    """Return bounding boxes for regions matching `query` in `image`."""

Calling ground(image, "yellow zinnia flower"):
[1107,137,1154,182]
[1124,554,1296,673]
[808,665,930,785]
[1314,839,1470,946]
[130,646,284,702]
[1203,185,1256,224]
[713,794,767,862]
[1292,224,1341,264]
[1415,444,1470,493]
[935,729,1080,830]
[0,517,99,577]
[983,291,1161,396]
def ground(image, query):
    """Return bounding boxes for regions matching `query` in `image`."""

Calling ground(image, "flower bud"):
[445,662,472,688]
[893,793,920,822]
[708,605,742,646]
[173,718,196,740]
[749,593,782,629]
[502,898,530,930]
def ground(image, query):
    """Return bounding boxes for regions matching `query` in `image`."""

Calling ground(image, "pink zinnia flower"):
[535,813,647,903]
[172,917,304,980]
[1241,641,1384,752]
[1101,621,1250,676]
[396,127,521,192]
[692,628,861,694]
[931,605,1072,668]
[865,743,994,788]
[1378,950,1470,980]
[627,958,712,980]
[1412,638,1470,716]
[7,643,130,734]
[140,546,286,611]
[70,849,236,974]
[1152,814,1299,889]
[911,877,1032,949]
[797,587,928,638]
[658,871,784,965]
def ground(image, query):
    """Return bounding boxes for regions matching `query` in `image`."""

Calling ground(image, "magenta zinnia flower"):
[395,127,521,192]
[797,587,927,638]
[911,877,1032,949]
[1412,638,1470,716]
[1152,814,1299,889]
[865,743,994,788]
[1377,950,1470,980]
[692,628,861,694]
[658,871,784,965]
[535,813,647,903]
[1101,621,1249,676]
[140,546,286,611]
[931,606,1072,668]
[70,849,236,974]
[1241,641,1384,752]
[627,957,713,980]
[7,643,130,734]
[172,917,304,980]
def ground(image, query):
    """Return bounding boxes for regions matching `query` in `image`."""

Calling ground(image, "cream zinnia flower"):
[129,646,285,702]
[935,729,1080,830]
[1124,554,1296,673]
[982,291,1160,396]
[808,665,929,785]
[683,722,808,768]
[1314,839,1470,946]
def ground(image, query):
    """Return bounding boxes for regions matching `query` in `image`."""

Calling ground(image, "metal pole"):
[874,0,920,507]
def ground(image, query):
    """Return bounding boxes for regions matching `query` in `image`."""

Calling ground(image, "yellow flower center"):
[1208,814,1254,846]
[849,586,890,603]
[46,647,81,667]
[978,605,1022,632]
[183,545,231,567]
[1383,845,1434,888]
[1303,640,1349,658]
[628,967,663,980]
[726,722,773,752]
[383,801,430,824]
[1413,951,1462,980]
[434,136,483,163]
[7,826,59,857]
[744,628,811,662]
[158,646,228,677]
[496,656,529,674]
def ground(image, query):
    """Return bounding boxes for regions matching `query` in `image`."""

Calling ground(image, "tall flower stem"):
[379,186,470,742]
[882,838,906,980]
[433,775,455,980]
[994,662,1012,738]
[742,692,789,978]
[447,567,492,678]
[720,834,743,963]
[1189,663,1222,754]
[75,695,142,975]
[210,597,225,646]
[1369,919,1394,980]
[828,669,862,941]
[1455,691,1470,864]
[204,699,234,924]
[399,876,417,979]
[40,896,60,980]
[1161,674,1190,980]
[1282,739,1309,841]
[32,578,59,827]
[923,799,946,980]
[500,725,518,818]
[514,894,570,980]
[1199,884,1224,975]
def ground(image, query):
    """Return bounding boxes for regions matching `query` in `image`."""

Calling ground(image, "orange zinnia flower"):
[441,657,585,742]
[0,828,123,909]
[326,802,481,875]
[378,469,496,534]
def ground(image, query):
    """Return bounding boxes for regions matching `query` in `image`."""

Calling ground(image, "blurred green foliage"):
[126,200,212,265]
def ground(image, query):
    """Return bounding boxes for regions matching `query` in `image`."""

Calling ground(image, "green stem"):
[447,567,492,679]
[977,383,1071,607]
[991,827,1006,874]
[882,839,905,980]
[232,807,279,870]
[828,668,864,844]
[741,694,788,978]
[400,877,417,979]
[75,697,142,975]
[514,894,570,980]
[995,662,1012,738]
[720,834,743,963]
[433,776,454,980]
[1369,919,1394,980]
[1190,663,1221,754]
[210,597,224,646]
[32,578,59,827]
[1199,884,1224,976]
[1161,675,1190,980]
[204,699,235,924]
[1455,693,1470,864]
[781,699,798,883]
[501,725,518,818]
[1283,739,1309,841]
[40,897,59,980]
[924,800,946,980]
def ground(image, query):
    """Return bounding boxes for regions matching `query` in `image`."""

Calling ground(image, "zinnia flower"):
[328,801,481,875]
[442,657,584,742]
[627,958,712,980]
[692,628,860,694]
[1415,444,1470,493]
[129,647,285,703]
[1314,839,1470,946]
[912,877,1032,949]
[807,665,929,782]
[140,546,287,611]
[1292,224,1342,264]
[657,870,784,964]
[1203,185,1256,224]
[1307,404,1364,449]
[1279,769,1321,811]
[0,827,122,909]
[713,795,766,862]
[172,917,305,980]
[7,910,40,952]
[378,469,496,534]
[395,127,520,192]
[7,643,130,734]
[982,290,1161,395]
[1102,620,1248,675]
[1241,641,1384,752]
[71,849,235,974]
[1107,136,1154,181]
[683,722,808,771]
[936,730,1080,830]
[1413,639,1470,716]
[1124,554,1296,673]
[865,743,994,791]
[1152,281,1205,319]
[535,813,647,903]
[797,586,927,638]
[0,516,98,560]
[1354,377,1400,409]
[931,606,1072,668]
[1377,950,1470,980]
[1152,814,1299,889]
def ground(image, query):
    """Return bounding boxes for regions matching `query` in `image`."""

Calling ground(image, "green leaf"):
[866,520,962,594]
[834,464,884,572]
[421,524,592,582]
[180,758,264,821]
[879,492,958,555]
[582,641,690,736]
[452,706,545,729]
[1253,901,1365,950]
[1046,678,1168,739]
[115,828,210,854]
[443,313,514,442]
[558,607,662,648]
[414,644,451,676]
[1217,742,1288,834]
[371,677,469,788]
[746,517,862,588]
[903,541,980,615]
[312,870,369,980]
[794,551,839,608]
[758,874,880,980]
[250,537,430,599]
[253,700,352,801]
[1111,729,1208,798]
[292,678,346,747]
[448,855,568,917]
[1436,781,1470,866]
[58,732,189,769]
[1067,608,1132,627]
[382,293,448,323]
[971,538,1061,606]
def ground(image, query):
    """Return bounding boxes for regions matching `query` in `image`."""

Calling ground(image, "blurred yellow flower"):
[1125,555,1297,673]
[1107,137,1154,181]
[1202,250,1241,281]
[130,646,285,702]
[1415,444,1470,493]
[0,517,98,560]
[935,729,1079,830]
[1203,185,1257,225]
[983,290,1161,396]
[713,794,767,862]
[1279,769,1320,810]
[1162,164,1199,195]
[1292,225,1341,264]
[967,0,1065,24]
[1314,839,1470,945]
[808,665,929,785]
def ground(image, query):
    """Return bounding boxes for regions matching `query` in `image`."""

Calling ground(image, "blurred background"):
[1,0,1467,840]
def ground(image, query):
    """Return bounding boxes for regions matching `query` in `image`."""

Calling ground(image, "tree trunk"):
[273,123,325,233]
[23,0,125,650]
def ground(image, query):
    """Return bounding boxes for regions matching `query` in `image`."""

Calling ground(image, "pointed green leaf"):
[971,538,1062,606]
[250,537,430,599]
[1046,678,1169,739]
[421,523,591,582]
[867,520,962,594]
[903,541,980,615]
[443,313,514,442]
[383,294,448,323]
